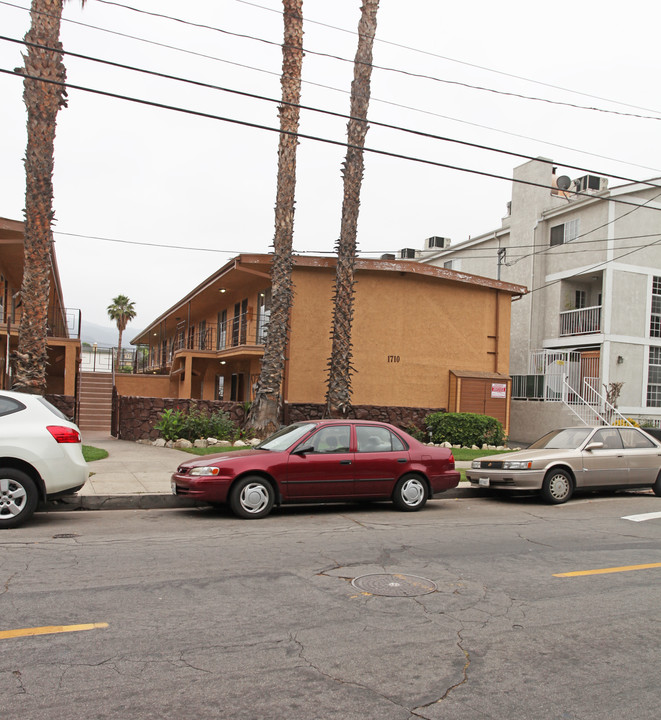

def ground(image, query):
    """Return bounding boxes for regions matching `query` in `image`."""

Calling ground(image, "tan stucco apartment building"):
[129,254,525,432]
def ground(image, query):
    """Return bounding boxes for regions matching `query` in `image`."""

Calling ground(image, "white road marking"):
[621,511,661,522]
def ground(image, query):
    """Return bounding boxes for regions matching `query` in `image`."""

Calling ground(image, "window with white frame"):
[550,219,579,247]
[647,346,661,407]
[650,277,661,338]
[256,288,271,344]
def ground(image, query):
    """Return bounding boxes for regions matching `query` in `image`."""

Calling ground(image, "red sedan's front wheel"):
[229,476,275,519]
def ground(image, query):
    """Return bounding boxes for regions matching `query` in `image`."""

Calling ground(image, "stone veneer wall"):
[115,395,446,441]
[46,394,76,422]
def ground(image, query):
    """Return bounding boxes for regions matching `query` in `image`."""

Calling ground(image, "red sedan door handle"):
[340,460,352,465]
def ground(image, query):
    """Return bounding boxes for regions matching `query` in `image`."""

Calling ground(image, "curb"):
[42,494,205,512]
[42,485,484,512]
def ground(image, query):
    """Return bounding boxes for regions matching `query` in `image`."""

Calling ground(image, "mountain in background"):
[80,321,143,348]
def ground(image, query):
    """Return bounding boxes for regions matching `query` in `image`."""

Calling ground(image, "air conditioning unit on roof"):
[400,248,416,259]
[425,236,450,250]
[573,175,608,193]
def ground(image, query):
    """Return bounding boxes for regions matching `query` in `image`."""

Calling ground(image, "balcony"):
[142,315,269,374]
[559,305,601,337]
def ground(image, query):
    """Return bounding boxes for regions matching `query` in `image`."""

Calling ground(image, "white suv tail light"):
[47,425,81,443]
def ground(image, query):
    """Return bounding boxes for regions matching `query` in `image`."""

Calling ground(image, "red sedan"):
[171,419,460,519]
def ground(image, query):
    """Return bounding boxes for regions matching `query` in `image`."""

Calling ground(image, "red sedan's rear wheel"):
[393,474,428,511]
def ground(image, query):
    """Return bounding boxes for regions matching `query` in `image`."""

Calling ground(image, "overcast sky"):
[2,0,661,336]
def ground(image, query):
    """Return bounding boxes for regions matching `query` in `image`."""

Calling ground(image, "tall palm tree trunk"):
[13,0,68,394]
[325,0,379,417]
[248,0,304,436]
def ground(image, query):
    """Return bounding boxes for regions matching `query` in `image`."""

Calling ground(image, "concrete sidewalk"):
[46,433,476,512]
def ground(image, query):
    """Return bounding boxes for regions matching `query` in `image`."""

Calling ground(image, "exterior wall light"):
[617,355,624,364]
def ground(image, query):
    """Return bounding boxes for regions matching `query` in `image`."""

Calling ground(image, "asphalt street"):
[1,492,660,719]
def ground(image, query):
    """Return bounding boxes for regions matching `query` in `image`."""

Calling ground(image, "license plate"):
[479,478,490,487]
[171,481,177,495]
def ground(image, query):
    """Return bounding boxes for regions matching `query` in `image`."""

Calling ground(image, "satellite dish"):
[556,175,571,191]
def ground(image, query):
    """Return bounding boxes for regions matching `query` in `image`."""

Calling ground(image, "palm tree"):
[247,0,304,436]
[325,0,380,417]
[14,0,85,394]
[107,295,136,370]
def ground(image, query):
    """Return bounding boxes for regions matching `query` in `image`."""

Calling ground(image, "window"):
[592,428,623,449]
[647,346,661,406]
[0,396,25,417]
[651,277,661,338]
[619,428,655,449]
[575,290,586,309]
[217,310,227,350]
[215,375,225,401]
[550,219,579,246]
[308,426,351,453]
[256,289,271,344]
[356,426,406,452]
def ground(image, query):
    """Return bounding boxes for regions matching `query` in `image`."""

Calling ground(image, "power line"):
[529,235,661,298]
[507,189,661,266]
[52,228,661,261]
[89,0,661,122]
[4,33,661,193]
[230,0,661,119]
[4,64,661,215]
[2,1,659,174]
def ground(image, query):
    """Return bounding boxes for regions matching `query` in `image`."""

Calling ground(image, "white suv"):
[0,390,89,528]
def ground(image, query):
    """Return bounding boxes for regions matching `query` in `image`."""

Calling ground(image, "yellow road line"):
[554,562,661,577]
[0,622,108,640]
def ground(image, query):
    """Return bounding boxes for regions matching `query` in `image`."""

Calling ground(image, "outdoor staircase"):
[77,372,113,433]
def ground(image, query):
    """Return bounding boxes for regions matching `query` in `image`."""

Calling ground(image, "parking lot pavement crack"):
[177,652,213,674]
[516,531,554,548]
[1,572,16,595]
[288,632,416,714]
[11,669,26,695]
[414,631,470,711]
[339,514,372,529]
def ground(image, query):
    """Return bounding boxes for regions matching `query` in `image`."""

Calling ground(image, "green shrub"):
[154,406,239,442]
[154,409,186,441]
[424,412,505,447]
[208,410,238,441]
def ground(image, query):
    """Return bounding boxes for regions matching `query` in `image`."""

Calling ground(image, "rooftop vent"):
[380,253,396,260]
[400,248,416,259]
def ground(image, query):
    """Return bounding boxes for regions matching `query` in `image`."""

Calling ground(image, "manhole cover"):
[52,533,79,539]
[351,573,437,597]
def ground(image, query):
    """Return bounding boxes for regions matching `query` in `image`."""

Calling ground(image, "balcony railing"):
[1,307,81,339]
[559,305,601,336]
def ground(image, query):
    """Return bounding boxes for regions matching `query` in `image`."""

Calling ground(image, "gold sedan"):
[467,426,661,504]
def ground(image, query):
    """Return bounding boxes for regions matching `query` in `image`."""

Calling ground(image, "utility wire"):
[5,66,661,217]
[4,64,661,215]
[3,34,661,192]
[507,189,661,266]
[88,0,661,122]
[230,0,661,119]
[53,228,661,261]
[2,1,659,174]
[528,235,661,298]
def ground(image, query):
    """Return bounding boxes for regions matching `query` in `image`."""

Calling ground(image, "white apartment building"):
[412,158,661,442]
